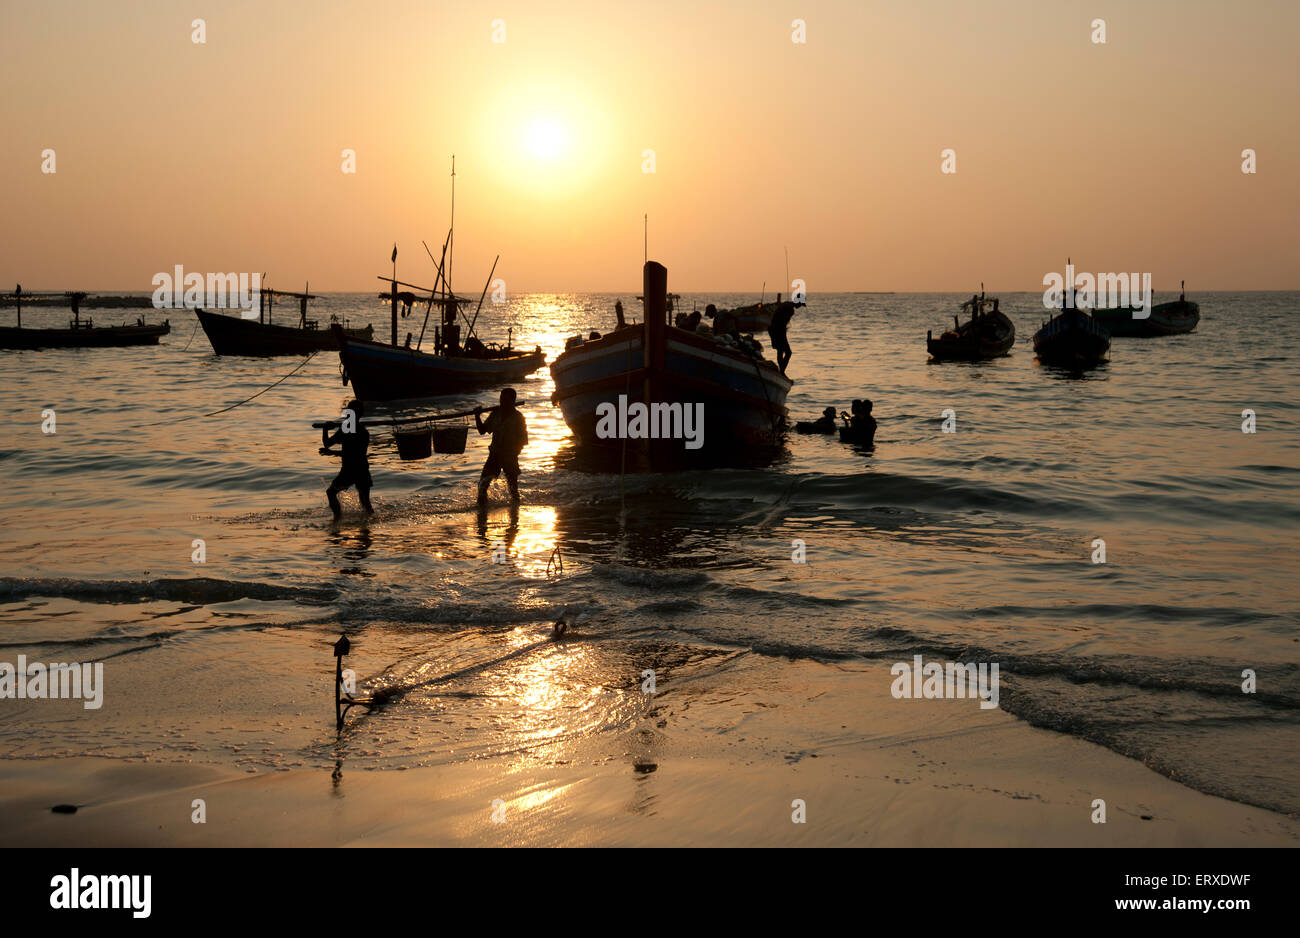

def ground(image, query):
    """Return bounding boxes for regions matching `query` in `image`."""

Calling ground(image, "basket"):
[432,425,468,454]
[395,429,432,460]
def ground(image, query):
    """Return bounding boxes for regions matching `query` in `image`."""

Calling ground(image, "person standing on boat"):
[769,300,797,374]
[320,399,374,517]
[615,300,626,329]
[475,388,528,504]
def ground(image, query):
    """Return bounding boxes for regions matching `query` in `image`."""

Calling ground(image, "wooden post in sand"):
[333,634,351,731]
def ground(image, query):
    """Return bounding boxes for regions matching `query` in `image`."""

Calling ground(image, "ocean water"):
[1,290,1297,816]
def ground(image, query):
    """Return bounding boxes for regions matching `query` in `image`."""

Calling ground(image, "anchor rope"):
[140,351,318,427]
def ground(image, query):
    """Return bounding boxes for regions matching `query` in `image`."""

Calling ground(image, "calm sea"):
[1,290,1297,815]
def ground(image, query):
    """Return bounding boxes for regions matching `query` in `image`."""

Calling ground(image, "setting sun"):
[525,118,568,161]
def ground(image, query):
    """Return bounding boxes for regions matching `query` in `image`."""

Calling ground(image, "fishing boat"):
[195,287,372,356]
[0,289,170,350]
[1032,304,1111,368]
[335,321,546,401]
[717,297,805,333]
[927,290,1015,360]
[550,261,792,470]
[1091,282,1200,337]
[336,159,546,402]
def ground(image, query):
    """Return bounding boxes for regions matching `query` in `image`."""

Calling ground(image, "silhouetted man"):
[321,399,373,517]
[769,300,796,374]
[475,388,527,504]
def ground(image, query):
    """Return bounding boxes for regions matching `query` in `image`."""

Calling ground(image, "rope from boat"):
[140,351,318,426]
[180,316,201,351]
[743,344,781,443]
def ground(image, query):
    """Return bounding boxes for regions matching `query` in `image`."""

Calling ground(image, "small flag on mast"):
[391,244,398,263]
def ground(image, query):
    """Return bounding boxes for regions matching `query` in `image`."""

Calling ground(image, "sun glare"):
[525,118,568,161]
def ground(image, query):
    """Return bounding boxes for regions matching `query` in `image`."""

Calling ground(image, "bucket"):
[432,425,468,454]
[395,429,432,460]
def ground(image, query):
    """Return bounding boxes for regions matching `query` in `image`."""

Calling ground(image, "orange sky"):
[2,0,1297,293]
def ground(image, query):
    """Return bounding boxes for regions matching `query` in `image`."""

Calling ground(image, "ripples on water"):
[1,291,1297,815]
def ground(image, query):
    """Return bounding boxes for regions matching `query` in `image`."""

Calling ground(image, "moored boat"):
[717,297,805,333]
[550,261,792,470]
[927,291,1015,361]
[195,287,372,356]
[335,324,546,401]
[1092,283,1199,337]
[1032,305,1111,368]
[0,289,170,350]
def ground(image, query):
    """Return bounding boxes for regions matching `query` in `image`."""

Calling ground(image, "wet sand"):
[3,657,1294,847]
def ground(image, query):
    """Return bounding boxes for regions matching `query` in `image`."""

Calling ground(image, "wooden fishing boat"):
[335,324,545,401]
[0,289,169,350]
[336,159,547,402]
[1032,306,1111,368]
[195,287,372,356]
[927,293,1015,360]
[551,261,792,469]
[1092,284,1199,337]
[719,298,805,333]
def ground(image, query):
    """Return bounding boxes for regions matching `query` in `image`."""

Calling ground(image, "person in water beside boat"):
[841,399,877,446]
[475,388,528,504]
[795,406,839,434]
[320,399,374,517]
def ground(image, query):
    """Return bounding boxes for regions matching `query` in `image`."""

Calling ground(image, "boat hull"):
[550,325,792,469]
[335,326,546,401]
[1092,300,1199,337]
[1032,309,1111,368]
[196,309,373,356]
[927,311,1015,361]
[0,321,170,350]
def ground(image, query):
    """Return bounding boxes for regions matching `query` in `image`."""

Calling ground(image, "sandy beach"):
[4,656,1294,847]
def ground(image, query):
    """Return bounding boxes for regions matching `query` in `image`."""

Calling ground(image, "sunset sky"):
[2,0,1296,293]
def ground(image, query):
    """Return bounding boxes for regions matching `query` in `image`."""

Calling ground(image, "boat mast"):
[448,155,455,296]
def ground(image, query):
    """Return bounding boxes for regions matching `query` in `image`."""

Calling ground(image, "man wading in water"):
[320,399,374,517]
[475,388,528,504]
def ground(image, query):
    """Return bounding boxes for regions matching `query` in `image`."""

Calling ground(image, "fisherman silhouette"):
[769,298,797,374]
[320,399,373,517]
[475,388,528,504]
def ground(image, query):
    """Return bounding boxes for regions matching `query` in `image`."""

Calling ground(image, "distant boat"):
[1032,306,1110,368]
[551,261,791,469]
[1092,283,1199,337]
[927,291,1015,361]
[0,289,169,350]
[195,287,372,356]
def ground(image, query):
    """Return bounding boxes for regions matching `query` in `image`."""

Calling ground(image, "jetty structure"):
[195,284,373,356]
[0,287,169,349]
[550,260,792,470]
[927,286,1015,361]
[1092,281,1200,337]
